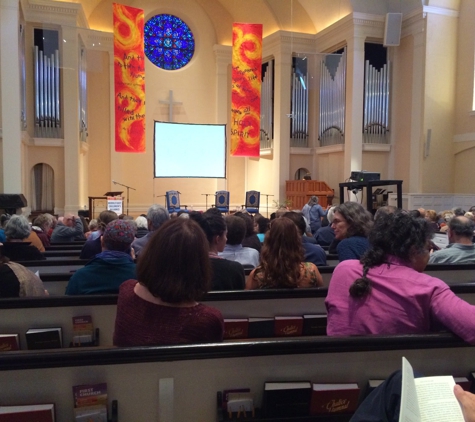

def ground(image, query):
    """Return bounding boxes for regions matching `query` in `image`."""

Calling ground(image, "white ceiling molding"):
[20,0,89,29]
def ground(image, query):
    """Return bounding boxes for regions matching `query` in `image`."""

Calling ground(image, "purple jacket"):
[325,256,475,344]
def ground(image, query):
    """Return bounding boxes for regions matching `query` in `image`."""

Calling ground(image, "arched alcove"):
[294,167,310,180]
[31,163,55,212]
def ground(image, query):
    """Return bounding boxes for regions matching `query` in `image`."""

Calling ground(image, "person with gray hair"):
[429,216,475,264]
[32,213,54,249]
[134,215,149,238]
[301,196,328,235]
[131,204,170,256]
[2,215,45,261]
[331,201,373,262]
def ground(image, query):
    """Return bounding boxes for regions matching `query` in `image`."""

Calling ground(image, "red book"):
[0,334,19,351]
[223,319,249,339]
[274,316,303,337]
[309,383,360,415]
[0,404,55,422]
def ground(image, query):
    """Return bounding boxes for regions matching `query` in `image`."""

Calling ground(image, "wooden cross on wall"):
[159,90,182,122]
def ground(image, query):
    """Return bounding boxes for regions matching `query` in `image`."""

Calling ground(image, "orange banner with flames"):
[231,23,262,157]
[113,3,145,153]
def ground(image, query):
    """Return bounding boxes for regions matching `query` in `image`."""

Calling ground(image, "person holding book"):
[113,218,224,346]
[191,209,245,291]
[326,211,475,344]
[245,217,323,289]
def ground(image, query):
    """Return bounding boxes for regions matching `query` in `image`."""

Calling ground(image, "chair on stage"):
[165,190,188,213]
[214,191,230,214]
[243,190,260,215]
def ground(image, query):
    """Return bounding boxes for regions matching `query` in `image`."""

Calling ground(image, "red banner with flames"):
[113,3,145,153]
[231,23,262,157]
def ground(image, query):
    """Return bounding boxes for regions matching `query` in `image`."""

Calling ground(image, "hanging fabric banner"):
[231,23,262,157]
[113,3,146,153]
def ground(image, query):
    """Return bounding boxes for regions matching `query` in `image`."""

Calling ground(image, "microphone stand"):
[261,193,274,218]
[113,181,136,215]
[201,193,215,210]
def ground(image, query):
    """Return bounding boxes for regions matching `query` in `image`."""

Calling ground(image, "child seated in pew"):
[113,218,224,346]
[326,211,475,344]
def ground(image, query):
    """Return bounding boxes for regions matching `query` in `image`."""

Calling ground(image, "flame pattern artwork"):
[113,3,146,153]
[231,23,262,157]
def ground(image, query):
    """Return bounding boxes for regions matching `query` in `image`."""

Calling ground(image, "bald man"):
[429,216,475,264]
[50,213,84,243]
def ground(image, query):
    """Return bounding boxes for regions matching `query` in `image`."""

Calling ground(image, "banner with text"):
[113,3,146,153]
[231,23,262,157]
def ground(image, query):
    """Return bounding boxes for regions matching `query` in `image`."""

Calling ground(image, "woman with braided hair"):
[325,210,475,344]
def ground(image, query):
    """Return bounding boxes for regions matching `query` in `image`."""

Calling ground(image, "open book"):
[399,357,464,422]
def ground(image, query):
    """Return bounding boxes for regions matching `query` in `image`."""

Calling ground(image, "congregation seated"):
[429,216,475,264]
[131,204,169,256]
[134,215,149,238]
[246,217,323,289]
[219,215,259,268]
[191,209,245,291]
[0,251,47,297]
[51,213,85,243]
[331,201,372,261]
[234,211,261,253]
[282,211,327,267]
[31,213,54,249]
[65,220,136,295]
[80,210,118,259]
[113,218,224,346]
[325,211,475,344]
[1,215,45,261]
[314,206,336,247]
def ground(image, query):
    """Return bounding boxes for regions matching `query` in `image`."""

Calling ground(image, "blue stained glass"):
[144,14,195,70]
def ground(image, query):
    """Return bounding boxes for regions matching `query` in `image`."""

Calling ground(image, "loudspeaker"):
[0,194,27,210]
[383,13,402,47]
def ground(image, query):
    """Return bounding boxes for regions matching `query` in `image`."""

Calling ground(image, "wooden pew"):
[0,333,472,421]
[2,284,474,348]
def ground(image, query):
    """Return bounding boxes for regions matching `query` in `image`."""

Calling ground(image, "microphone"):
[112,180,116,184]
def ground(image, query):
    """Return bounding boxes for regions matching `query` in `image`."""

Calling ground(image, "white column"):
[214,45,231,191]
[344,35,365,179]
[409,29,425,193]
[0,0,22,193]
[273,41,292,201]
[62,25,81,214]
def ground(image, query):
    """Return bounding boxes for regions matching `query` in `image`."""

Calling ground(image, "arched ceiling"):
[52,0,430,40]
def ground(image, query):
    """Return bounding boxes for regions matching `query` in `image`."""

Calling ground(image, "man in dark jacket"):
[50,214,84,242]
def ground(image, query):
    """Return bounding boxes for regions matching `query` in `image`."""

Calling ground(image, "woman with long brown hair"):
[245,218,323,289]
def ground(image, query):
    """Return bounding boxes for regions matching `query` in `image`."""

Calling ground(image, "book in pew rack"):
[399,357,464,422]
[0,403,55,422]
[223,319,249,339]
[25,328,62,350]
[262,381,312,417]
[73,382,108,421]
[309,383,360,415]
[0,334,19,351]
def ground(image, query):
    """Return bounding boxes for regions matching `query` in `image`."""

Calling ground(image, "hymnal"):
[25,328,62,350]
[223,319,248,339]
[221,388,250,411]
[399,357,464,421]
[263,381,312,417]
[0,334,19,351]
[0,403,55,422]
[73,382,108,409]
[302,314,327,336]
[74,404,107,422]
[248,318,274,338]
[274,316,303,337]
[309,383,360,414]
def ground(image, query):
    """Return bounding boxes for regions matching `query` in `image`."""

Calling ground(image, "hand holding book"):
[454,384,475,422]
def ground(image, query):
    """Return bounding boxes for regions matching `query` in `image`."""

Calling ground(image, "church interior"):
[2,0,475,217]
